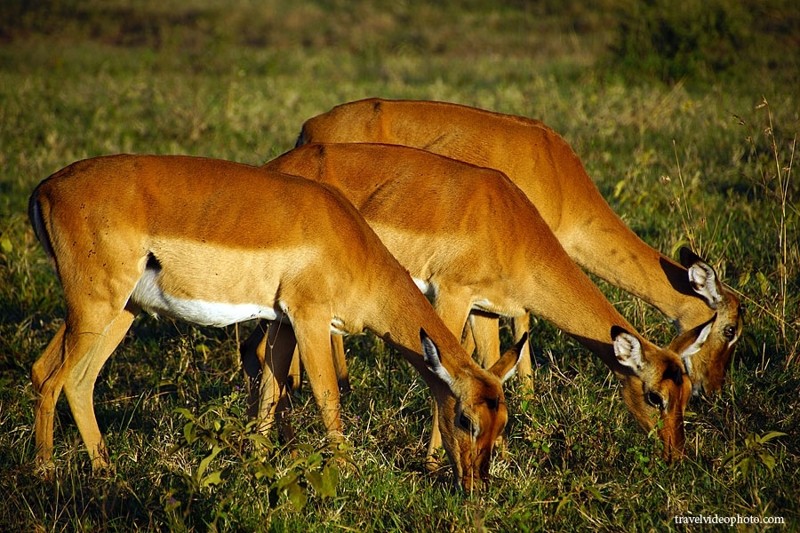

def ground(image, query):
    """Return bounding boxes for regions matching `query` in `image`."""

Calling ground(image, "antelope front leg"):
[470,313,533,389]
[263,323,299,444]
[331,334,351,393]
[242,320,297,441]
[292,316,343,444]
[469,314,502,368]
[241,320,269,420]
[281,333,349,394]
[511,314,534,388]
[287,347,302,391]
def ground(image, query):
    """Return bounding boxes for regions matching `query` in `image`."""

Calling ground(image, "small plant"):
[555,474,610,516]
[722,431,786,479]
[166,396,344,528]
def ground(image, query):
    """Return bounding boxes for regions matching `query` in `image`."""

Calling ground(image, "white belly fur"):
[130,267,281,327]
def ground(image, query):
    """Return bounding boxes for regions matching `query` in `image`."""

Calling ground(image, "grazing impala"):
[297,98,743,395]
[248,142,700,462]
[28,154,521,491]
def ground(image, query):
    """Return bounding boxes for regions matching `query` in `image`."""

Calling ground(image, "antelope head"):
[675,247,743,395]
[613,327,692,462]
[422,331,525,491]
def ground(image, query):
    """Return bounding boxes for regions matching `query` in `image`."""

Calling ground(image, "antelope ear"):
[490,332,528,383]
[680,247,723,309]
[420,329,455,390]
[678,246,701,267]
[611,326,645,375]
[679,317,714,358]
[676,317,714,376]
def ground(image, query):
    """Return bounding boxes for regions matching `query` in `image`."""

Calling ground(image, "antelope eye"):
[458,413,474,433]
[723,325,737,341]
[486,397,499,411]
[645,391,665,410]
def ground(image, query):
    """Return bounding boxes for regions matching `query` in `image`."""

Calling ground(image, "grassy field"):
[1,0,798,530]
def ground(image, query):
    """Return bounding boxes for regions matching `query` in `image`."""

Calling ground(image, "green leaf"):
[253,462,276,481]
[247,433,272,450]
[183,421,196,445]
[757,431,787,444]
[197,445,222,481]
[277,471,299,490]
[758,452,777,471]
[286,481,307,510]
[755,271,771,295]
[586,486,604,501]
[555,496,571,515]
[320,464,338,498]
[306,452,323,469]
[0,236,12,253]
[174,407,194,420]
[737,457,752,478]
[201,470,224,488]
[306,470,323,494]
[737,270,751,287]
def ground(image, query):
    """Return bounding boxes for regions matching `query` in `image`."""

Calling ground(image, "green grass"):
[1,0,798,530]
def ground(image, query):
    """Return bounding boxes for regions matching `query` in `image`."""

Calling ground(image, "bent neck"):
[365,284,476,383]
[568,231,715,332]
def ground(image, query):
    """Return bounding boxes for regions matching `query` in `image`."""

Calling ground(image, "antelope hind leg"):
[62,307,136,472]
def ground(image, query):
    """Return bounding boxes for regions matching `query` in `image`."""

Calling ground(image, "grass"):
[1,0,798,530]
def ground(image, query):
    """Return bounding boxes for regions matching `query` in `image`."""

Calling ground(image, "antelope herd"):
[28,98,742,490]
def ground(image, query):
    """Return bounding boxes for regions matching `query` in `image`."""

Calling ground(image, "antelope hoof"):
[34,457,56,481]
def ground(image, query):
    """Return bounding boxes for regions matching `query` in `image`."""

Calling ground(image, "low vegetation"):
[1,0,797,530]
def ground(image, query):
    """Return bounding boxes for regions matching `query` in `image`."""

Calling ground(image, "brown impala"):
[297,98,743,396]
[249,142,698,463]
[28,154,522,491]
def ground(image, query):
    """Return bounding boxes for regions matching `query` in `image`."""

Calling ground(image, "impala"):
[28,154,521,491]
[297,98,743,395]
[248,142,700,463]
